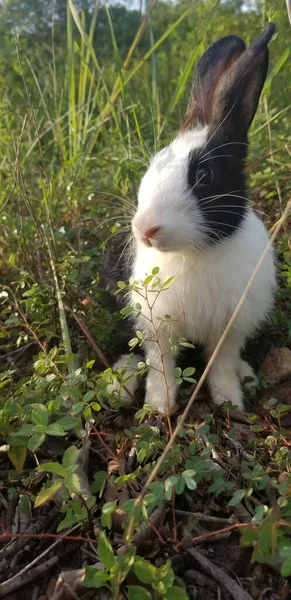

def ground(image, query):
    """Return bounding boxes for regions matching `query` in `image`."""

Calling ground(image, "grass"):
[0,0,291,598]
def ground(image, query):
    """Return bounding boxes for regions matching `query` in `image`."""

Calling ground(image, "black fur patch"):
[187,130,248,244]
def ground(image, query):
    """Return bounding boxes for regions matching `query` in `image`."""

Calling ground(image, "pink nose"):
[142,226,160,241]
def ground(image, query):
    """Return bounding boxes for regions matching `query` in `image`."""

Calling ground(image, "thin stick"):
[125,199,291,542]
[188,548,252,600]
[64,303,134,400]
[0,524,81,591]
[0,556,58,597]
[64,303,110,368]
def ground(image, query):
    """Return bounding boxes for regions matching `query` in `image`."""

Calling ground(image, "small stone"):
[263,347,291,384]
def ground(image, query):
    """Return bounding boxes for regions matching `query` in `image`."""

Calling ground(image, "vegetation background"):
[0,0,291,598]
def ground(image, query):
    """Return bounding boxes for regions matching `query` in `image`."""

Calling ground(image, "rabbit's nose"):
[142,226,160,241]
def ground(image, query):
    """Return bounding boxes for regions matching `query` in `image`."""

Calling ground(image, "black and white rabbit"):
[108,24,277,414]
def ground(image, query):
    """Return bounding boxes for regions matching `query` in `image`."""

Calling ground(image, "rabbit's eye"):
[195,164,213,186]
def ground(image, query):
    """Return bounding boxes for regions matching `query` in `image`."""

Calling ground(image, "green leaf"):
[281,557,291,578]
[165,475,179,500]
[117,281,126,290]
[127,586,152,600]
[182,469,197,491]
[98,531,115,570]
[228,489,246,506]
[175,477,185,495]
[120,306,134,316]
[28,432,46,452]
[11,424,34,437]
[83,566,109,589]
[240,525,258,547]
[45,423,66,436]
[137,447,147,462]
[179,341,194,348]
[143,493,156,506]
[182,367,195,377]
[134,558,156,584]
[148,482,165,501]
[101,501,116,529]
[91,471,108,495]
[280,546,291,559]
[34,479,64,507]
[62,445,79,469]
[171,345,179,357]
[117,547,136,581]
[57,507,76,531]
[37,462,67,477]
[84,405,91,419]
[184,477,197,491]
[64,473,83,495]
[175,368,182,378]
[56,417,81,430]
[32,405,49,427]
[164,586,189,600]
[91,402,101,412]
[128,337,139,348]
[159,560,174,588]
[144,275,153,285]
[165,475,179,487]
[72,402,84,414]
[8,446,27,471]
[151,267,159,275]
[182,470,196,479]
[83,391,95,402]
[252,505,267,523]
[162,276,174,287]
[86,360,95,369]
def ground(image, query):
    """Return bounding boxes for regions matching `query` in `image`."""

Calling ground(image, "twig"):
[174,510,232,524]
[0,556,58,597]
[125,199,291,542]
[220,408,250,425]
[188,548,252,600]
[0,531,97,546]
[64,303,134,400]
[0,524,80,591]
[64,303,109,368]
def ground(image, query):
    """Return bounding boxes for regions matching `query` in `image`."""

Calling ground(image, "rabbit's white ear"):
[183,23,275,136]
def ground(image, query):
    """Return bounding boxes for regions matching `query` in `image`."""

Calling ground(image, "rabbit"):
[107,23,277,415]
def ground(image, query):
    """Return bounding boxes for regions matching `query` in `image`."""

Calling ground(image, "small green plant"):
[83,531,188,599]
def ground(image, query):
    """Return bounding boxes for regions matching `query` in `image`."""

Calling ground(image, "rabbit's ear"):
[183,35,246,130]
[183,23,275,135]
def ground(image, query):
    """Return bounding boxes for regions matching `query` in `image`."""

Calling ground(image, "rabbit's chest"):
[131,248,230,343]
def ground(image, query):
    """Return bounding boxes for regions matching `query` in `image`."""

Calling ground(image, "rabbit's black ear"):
[183,23,275,136]
[183,35,246,130]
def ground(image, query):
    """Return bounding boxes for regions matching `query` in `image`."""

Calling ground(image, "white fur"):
[114,129,276,414]
[132,128,209,252]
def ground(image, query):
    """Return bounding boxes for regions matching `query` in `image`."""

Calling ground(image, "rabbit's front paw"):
[209,375,244,411]
[144,383,178,415]
[238,359,258,389]
[145,394,179,415]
